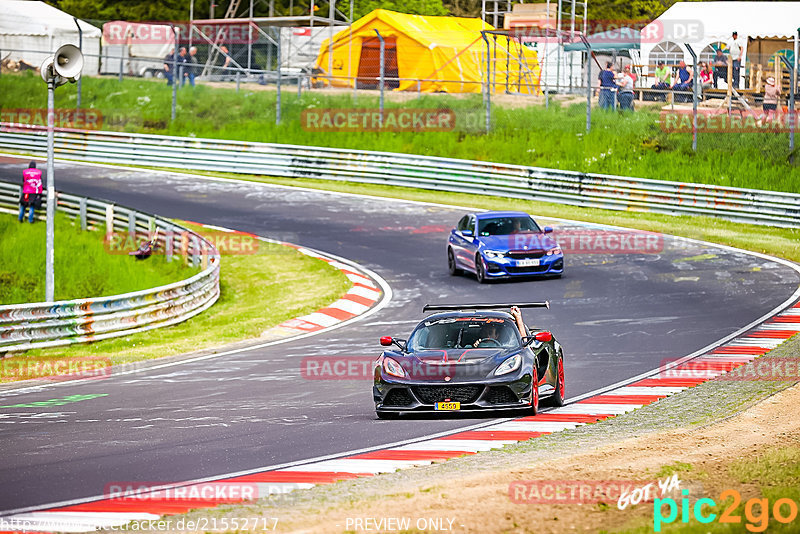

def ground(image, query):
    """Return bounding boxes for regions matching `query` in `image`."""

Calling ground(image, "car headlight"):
[546,247,562,256]
[483,250,505,259]
[383,357,406,378]
[494,354,522,376]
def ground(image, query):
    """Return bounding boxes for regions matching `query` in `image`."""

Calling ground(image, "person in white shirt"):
[616,66,635,111]
[727,31,744,89]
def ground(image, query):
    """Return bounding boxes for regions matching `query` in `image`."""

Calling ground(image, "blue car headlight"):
[545,247,562,256]
[483,250,505,259]
[494,354,522,376]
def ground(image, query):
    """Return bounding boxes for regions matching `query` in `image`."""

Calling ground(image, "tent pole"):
[505,35,510,93]
[350,0,355,99]
[482,31,491,134]
[374,29,384,125]
[73,17,82,109]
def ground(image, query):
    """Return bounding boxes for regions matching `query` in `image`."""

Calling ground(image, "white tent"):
[0,0,101,74]
[640,2,800,83]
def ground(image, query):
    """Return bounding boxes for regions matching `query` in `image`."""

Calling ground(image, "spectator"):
[651,61,670,101]
[598,62,616,110]
[177,47,187,86]
[712,48,728,88]
[699,62,713,96]
[163,47,175,86]
[617,66,635,111]
[219,45,232,80]
[183,46,199,87]
[727,31,744,89]
[763,76,780,122]
[671,60,693,102]
[19,161,43,224]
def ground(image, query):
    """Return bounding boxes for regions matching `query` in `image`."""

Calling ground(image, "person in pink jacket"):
[19,161,43,223]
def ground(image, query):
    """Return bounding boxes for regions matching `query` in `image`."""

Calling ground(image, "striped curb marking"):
[5,301,798,532]
[189,223,383,338]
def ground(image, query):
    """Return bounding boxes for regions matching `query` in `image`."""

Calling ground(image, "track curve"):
[0,157,798,512]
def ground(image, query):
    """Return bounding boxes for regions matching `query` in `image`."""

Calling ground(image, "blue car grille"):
[507,250,546,259]
[412,385,484,404]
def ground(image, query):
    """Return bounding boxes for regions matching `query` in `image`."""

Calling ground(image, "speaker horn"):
[53,44,84,82]
[40,56,55,83]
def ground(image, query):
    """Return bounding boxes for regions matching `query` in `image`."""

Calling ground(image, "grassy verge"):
[2,72,799,192]
[1,222,352,382]
[0,212,189,304]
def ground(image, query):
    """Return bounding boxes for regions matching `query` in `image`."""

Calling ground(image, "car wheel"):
[447,248,460,276]
[377,411,399,419]
[143,70,154,79]
[530,367,539,415]
[475,253,487,284]
[546,355,566,407]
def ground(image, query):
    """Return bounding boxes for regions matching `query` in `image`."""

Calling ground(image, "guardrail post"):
[201,241,209,269]
[165,228,174,262]
[128,210,137,240]
[78,197,87,231]
[181,231,189,264]
[105,204,114,237]
[191,234,200,267]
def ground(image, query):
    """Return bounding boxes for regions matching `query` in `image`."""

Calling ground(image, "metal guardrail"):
[0,124,799,227]
[0,179,221,353]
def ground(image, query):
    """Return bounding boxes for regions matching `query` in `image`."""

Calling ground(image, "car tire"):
[530,367,539,415]
[545,355,566,407]
[475,253,487,284]
[376,411,399,419]
[447,248,460,276]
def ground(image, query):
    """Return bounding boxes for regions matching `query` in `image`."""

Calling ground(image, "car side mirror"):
[380,336,407,351]
[543,226,553,234]
[461,229,473,237]
[534,331,553,342]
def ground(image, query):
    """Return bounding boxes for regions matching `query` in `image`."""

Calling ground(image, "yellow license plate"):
[435,402,461,411]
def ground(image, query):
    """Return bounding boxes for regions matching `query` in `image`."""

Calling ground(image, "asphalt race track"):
[1,159,798,512]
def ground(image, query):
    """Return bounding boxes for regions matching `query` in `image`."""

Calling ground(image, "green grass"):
[3,222,352,378]
[2,72,799,192]
[0,212,189,304]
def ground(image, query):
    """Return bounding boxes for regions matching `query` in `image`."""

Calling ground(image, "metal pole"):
[585,49,591,132]
[482,31,491,134]
[505,35,510,93]
[171,25,178,121]
[328,0,334,86]
[248,0,253,74]
[73,17,82,109]
[685,44,699,152]
[276,35,282,124]
[45,79,55,302]
[375,29,384,125]
[350,0,354,99]
[791,29,798,154]
[189,0,194,48]
[298,73,303,97]
[118,45,124,82]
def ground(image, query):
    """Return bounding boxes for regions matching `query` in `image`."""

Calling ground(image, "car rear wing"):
[422,302,550,312]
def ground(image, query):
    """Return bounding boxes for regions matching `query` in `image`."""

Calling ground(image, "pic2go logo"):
[654,489,800,532]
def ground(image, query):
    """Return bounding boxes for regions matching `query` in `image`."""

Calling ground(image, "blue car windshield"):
[407,317,521,350]
[478,216,541,236]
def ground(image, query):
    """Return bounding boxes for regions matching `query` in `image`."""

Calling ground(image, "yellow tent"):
[314,9,540,94]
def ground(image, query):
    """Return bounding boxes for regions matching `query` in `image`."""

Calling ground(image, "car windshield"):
[478,216,541,236]
[407,317,521,350]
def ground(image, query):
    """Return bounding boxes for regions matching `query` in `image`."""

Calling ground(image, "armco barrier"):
[1,124,799,227]
[0,180,220,353]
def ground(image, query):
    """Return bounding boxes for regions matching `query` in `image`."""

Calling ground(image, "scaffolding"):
[187,0,349,78]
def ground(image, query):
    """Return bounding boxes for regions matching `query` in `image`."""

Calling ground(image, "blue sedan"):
[447,211,564,283]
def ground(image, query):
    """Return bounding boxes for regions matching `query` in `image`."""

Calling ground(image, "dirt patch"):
[272,382,800,533]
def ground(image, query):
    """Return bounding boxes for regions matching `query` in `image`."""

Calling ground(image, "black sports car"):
[373,303,565,418]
